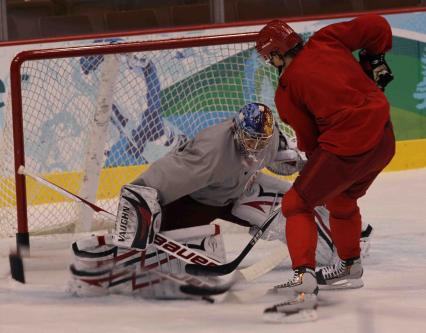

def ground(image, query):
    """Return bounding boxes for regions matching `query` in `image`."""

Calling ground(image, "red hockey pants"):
[283,122,395,269]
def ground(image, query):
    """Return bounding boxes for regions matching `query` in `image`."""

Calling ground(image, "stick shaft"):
[18,165,115,220]
[185,205,281,276]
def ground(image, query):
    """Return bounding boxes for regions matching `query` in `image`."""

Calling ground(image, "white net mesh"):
[0,38,294,238]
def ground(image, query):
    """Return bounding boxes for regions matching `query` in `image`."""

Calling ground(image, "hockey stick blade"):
[9,252,25,283]
[185,207,281,277]
[180,271,241,296]
[180,281,232,296]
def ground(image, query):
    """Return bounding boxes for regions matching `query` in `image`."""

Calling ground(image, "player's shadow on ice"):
[317,295,341,308]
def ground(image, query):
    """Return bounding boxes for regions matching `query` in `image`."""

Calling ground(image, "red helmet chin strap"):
[256,20,303,60]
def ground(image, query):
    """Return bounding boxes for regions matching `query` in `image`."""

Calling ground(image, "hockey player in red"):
[256,14,395,319]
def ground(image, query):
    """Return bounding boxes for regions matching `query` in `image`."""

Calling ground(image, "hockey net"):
[0,33,294,241]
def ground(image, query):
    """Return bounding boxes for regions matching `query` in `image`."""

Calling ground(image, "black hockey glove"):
[358,49,394,91]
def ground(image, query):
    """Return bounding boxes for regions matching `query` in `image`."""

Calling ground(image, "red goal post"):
[2,32,292,249]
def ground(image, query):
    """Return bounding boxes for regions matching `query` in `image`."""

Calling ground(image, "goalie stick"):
[18,166,220,267]
[185,204,282,277]
[19,166,288,281]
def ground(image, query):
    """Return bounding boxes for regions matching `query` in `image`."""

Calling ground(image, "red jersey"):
[275,14,392,156]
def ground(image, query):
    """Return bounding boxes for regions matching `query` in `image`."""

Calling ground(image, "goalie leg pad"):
[70,225,226,299]
[112,184,161,250]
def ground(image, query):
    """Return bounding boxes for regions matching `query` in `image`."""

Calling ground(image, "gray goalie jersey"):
[132,119,280,206]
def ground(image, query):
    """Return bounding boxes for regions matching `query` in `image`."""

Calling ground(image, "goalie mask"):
[233,102,275,158]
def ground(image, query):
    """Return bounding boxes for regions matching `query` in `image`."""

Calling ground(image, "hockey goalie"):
[69,102,373,303]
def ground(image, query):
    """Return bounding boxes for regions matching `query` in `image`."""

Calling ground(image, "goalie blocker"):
[112,184,162,250]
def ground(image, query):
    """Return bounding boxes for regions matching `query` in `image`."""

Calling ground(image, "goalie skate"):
[263,292,318,324]
[316,257,363,290]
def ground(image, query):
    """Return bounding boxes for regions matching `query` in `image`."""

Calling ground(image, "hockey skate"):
[360,224,373,258]
[272,267,319,295]
[316,257,363,290]
[264,267,318,323]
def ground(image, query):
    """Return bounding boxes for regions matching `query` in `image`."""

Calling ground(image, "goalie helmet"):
[233,102,275,157]
[256,20,303,61]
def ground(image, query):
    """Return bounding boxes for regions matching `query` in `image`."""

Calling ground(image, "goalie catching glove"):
[112,184,161,250]
[359,48,394,91]
[266,129,306,176]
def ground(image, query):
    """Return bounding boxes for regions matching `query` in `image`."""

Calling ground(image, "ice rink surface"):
[0,168,425,333]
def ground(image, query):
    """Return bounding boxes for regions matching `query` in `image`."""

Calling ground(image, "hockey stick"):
[181,244,288,296]
[19,165,287,281]
[18,166,116,219]
[71,230,288,289]
[18,166,220,267]
[185,204,282,277]
[71,238,288,297]
[70,221,288,297]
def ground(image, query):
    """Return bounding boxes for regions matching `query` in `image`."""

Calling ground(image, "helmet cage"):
[235,127,272,156]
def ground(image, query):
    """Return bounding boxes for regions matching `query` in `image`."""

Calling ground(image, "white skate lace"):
[322,260,349,280]
[274,270,302,289]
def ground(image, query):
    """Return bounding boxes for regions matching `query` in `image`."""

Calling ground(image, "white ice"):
[1,168,426,333]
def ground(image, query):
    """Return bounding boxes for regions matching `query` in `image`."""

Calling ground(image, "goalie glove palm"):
[112,185,162,250]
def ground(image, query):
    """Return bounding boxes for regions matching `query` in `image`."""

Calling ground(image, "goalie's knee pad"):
[112,184,162,250]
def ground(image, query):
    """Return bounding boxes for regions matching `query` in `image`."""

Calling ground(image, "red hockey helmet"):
[256,20,303,60]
